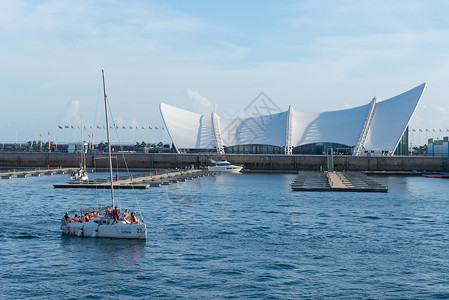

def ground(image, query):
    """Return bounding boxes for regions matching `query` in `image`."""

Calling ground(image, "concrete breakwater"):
[0,152,448,172]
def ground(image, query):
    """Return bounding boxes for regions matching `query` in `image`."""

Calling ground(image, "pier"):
[291,171,388,192]
[0,167,76,179]
[53,169,218,189]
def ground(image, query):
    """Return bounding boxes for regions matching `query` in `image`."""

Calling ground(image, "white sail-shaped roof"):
[160,103,215,150]
[160,83,426,155]
[219,111,287,147]
[291,104,370,147]
[363,83,426,151]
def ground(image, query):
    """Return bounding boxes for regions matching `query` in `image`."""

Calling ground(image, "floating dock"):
[291,171,388,192]
[0,167,76,179]
[53,169,218,189]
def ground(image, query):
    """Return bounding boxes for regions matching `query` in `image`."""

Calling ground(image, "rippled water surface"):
[1,172,449,299]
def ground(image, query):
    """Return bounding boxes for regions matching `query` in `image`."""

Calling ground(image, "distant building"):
[427,137,449,157]
[160,83,426,156]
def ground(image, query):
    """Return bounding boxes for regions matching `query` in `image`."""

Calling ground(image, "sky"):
[1,0,449,145]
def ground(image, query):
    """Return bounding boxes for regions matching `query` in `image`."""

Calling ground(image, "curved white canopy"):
[160,83,426,155]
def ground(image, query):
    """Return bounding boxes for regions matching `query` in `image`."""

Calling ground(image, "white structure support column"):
[353,97,377,156]
[285,105,294,155]
[211,112,225,155]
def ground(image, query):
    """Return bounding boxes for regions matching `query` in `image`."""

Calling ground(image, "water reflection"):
[60,236,146,265]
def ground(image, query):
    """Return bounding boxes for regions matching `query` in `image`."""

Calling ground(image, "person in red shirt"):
[130,212,139,224]
[112,206,120,224]
[82,213,90,223]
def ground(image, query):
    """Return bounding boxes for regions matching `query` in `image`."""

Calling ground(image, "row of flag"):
[409,129,449,132]
[57,125,164,130]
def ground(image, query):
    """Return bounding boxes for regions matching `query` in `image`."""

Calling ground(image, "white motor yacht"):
[208,159,243,173]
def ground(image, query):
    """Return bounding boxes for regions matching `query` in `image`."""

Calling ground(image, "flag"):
[142,126,145,129]
[129,126,133,129]
[58,126,62,129]
[419,129,423,132]
[412,129,416,132]
[97,125,101,129]
[116,125,119,129]
[65,125,69,128]
[149,126,152,130]
[155,127,158,130]
[426,129,429,132]
[135,126,138,130]
[446,129,449,132]
[123,126,126,129]
[433,129,436,132]
[71,125,75,129]
[48,132,50,135]
[162,127,164,130]
[439,129,443,132]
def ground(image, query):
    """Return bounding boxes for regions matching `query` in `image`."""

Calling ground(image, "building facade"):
[427,137,449,157]
[160,83,426,156]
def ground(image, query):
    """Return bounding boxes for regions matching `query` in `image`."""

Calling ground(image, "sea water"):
[1,172,449,299]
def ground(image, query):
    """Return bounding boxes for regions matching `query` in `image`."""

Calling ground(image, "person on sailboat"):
[73,214,80,222]
[104,207,112,218]
[122,209,130,223]
[112,206,120,224]
[62,212,71,225]
[130,212,139,224]
[82,213,90,223]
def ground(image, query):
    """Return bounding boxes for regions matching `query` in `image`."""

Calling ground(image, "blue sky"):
[1,0,448,145]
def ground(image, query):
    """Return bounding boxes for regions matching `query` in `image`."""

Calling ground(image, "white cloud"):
[411,103,449,131]
[61,100,80,124]
[186,88,215,115]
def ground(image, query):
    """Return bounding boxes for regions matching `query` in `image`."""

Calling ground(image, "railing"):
[211,112,225,155]
[285,106,294,155]
[353,97,377,156]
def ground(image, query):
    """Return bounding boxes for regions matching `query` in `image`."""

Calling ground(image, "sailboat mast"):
[102,69,115,207]
[80,115,84,169]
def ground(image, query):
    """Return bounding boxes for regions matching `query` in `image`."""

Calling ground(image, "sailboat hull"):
[61,219,147,239]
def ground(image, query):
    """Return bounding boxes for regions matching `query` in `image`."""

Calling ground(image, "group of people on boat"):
[71,168,87,180]
[62,207,140,225]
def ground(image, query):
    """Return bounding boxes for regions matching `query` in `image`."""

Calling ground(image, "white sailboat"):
[61,70,147,240]
[70,116,89,181]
